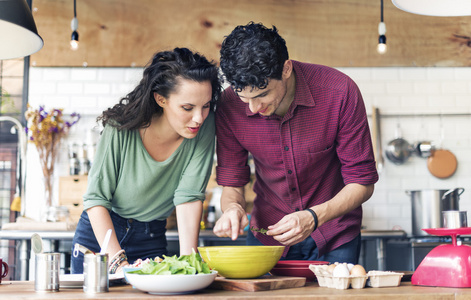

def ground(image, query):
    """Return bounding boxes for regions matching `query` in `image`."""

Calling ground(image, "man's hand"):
[213,203,249,240]
[266,210,315,246]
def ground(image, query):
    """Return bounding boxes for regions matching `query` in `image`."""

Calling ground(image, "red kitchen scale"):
[412,227,471,288]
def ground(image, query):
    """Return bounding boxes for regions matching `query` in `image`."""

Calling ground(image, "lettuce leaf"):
[129,249,211,275]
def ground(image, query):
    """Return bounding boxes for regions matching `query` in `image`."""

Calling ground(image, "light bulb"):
[70,17,79,50]
[377,35,387,54]
[70,31,79,51]
[377,22,387,54]
[377,42,387,54]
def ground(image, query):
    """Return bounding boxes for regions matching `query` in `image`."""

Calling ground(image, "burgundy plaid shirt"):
[215,61,378,257]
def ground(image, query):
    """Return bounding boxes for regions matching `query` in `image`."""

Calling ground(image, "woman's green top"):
[82,112,215,222]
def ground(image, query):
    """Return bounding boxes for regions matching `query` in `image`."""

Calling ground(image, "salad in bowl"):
[124,251,217,295]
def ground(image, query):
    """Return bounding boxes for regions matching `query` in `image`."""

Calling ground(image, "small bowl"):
[270,260,329,282]
[198,245,285,279]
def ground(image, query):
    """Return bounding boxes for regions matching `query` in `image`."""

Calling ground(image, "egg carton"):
[366,271,404,287]
[309,265,368,289]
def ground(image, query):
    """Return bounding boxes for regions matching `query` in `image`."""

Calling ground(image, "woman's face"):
[156,78,212,139]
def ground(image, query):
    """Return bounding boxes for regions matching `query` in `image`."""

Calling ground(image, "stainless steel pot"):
[407,188,465,236]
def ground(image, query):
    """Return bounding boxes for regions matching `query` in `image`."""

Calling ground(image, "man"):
[213,22,378,264]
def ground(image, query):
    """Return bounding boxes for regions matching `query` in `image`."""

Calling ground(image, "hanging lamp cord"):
[380,0,384,22]
[73,0,77,18]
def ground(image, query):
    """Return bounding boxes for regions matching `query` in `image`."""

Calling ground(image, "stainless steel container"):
[34,252,60,292]
[442,210,467,228]
[83,253,109,293]
[407,188,464,236]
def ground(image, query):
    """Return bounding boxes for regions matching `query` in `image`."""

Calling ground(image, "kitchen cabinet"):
[58,175,87,223]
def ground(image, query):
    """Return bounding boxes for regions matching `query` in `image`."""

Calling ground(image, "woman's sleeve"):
[173,112,216,205]
[82,125,121,211]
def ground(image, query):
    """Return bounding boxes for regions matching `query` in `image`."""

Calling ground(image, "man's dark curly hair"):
[220,22,289,92]
[98,47,222,131]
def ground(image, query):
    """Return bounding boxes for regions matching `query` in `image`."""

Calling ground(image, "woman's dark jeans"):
[246,230,361,264]
[71,210,168,274]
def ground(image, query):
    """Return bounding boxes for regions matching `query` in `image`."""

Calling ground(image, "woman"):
[71,47,221,274]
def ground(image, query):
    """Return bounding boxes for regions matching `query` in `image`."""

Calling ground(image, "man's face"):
[236,78,289,117]
[235,60,294,117]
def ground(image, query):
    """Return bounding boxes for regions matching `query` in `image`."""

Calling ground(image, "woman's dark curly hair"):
[98,47,222,130]
[219,22,289,93]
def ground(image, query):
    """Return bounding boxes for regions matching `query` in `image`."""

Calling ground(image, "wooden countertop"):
[3,281,471,300]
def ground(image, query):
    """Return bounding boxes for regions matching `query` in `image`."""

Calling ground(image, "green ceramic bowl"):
[198,245,285,279]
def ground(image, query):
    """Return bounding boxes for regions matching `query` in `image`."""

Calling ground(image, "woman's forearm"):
[175,200,203,255]
[86,206,121,257]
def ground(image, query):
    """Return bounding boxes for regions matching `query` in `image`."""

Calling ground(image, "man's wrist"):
[304,208,318,232]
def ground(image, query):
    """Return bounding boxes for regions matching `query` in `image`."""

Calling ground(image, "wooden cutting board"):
[208,275,306,292]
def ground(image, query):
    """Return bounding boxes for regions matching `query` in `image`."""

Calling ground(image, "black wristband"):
[304,208,318,232]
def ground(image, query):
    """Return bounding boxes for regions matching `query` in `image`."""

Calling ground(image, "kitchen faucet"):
[0,116,27,216]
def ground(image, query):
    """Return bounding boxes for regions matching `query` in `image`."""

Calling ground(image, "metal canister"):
[83,253,109,293]
[442,210,468,229]
[34,252,60,292]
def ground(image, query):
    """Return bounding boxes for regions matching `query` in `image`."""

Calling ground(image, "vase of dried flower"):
[43,172,54,207]
[25,105,80,221]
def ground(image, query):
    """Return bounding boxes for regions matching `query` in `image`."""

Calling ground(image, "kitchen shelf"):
[367,112,471,118]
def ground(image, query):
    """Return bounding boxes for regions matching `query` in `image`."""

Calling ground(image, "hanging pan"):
[427,149,458,179]
[427,121,457,179]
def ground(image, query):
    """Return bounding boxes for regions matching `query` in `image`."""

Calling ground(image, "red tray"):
[422,227,471,236]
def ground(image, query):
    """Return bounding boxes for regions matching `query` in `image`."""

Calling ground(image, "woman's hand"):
[113,260,129,275]
[266,210,315,246]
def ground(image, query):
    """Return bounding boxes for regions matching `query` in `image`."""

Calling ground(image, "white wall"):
[26,66,471,235]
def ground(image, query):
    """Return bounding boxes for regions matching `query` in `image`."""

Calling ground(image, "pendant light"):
[377,0,387,54]
[70,0,79,51]
[0,0,43,60]
[392,0,471,17]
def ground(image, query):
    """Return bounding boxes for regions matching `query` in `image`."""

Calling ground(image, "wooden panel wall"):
[30,0,471,67]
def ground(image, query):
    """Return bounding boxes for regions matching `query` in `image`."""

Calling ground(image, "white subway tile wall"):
[25,67,471,235]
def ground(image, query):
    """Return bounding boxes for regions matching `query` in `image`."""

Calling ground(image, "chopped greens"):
[250,226,268,235]
[128,250,211,275]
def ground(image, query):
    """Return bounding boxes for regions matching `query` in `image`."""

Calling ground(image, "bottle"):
[206,206,216,229]
[69,143,79,175]
[78,144,90,175]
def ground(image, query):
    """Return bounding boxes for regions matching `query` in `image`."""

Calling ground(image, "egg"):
[347,263,354,272]
[327,263,337,275]
[332,263,350,277]
[350,264,367,276]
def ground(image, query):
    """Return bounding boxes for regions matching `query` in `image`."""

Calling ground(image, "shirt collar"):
[291,60,316,109]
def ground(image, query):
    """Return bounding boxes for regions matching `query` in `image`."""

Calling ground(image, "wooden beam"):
[30,0,471,67]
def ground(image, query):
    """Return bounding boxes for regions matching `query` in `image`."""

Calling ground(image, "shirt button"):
[291,188,296,191]
[295,208,299,211]
[288,170,292,174]
[284,146,289,151]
